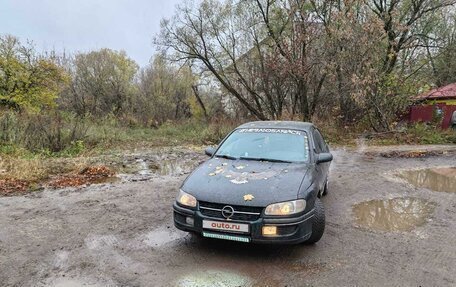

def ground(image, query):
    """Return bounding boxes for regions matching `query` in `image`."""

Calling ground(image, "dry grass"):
[0,156,90,182]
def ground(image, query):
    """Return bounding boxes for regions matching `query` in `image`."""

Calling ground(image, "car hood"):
[181,158,310,207]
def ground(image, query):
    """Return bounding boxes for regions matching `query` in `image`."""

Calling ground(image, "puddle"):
[118,153,202,182]
[158,159,190,176]
[353,197,435,232]
[368,150,446,158]
[176,270,252,287]
[143,226,186,247]
[137,159,153,176]
[397,167,456,193]
[44,277,109,287]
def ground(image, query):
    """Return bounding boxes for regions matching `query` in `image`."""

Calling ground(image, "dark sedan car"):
[173,121,333,244]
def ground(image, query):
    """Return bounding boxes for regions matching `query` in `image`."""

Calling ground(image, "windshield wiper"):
[215,154,238,160]
[239,157,292,163]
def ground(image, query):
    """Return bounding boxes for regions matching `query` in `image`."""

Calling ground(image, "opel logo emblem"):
[221,205,235,220]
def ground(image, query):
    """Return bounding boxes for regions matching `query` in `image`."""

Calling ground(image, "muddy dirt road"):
[1,145,455,286]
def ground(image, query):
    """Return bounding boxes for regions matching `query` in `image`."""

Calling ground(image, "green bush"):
[0,111,88,155]
[405,123,446,144]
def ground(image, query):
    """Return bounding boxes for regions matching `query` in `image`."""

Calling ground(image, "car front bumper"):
[173,202,314,244]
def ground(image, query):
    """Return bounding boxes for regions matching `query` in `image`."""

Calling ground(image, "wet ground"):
[352,197,436,232]
[397,167,456,193]
[0,145,456,286]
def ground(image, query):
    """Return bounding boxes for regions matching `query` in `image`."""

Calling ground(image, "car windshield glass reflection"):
[215,129,309,163]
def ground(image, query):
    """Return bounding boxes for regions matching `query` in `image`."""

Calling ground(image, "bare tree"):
[155,0,286,120]
[61,49,138,117]
[134,55,193,126]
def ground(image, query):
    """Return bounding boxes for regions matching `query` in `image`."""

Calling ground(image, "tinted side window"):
[313,129,328,153]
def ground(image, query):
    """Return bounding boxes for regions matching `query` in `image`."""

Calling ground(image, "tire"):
[305,198,325,244]
[321,179,329,197]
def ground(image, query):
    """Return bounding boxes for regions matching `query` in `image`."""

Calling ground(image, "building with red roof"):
[409,83,456,129]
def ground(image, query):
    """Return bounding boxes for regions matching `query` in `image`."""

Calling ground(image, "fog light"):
[186,217,194,226]
[262,226,277,236]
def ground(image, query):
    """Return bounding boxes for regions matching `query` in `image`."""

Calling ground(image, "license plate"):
[202,220,249,233]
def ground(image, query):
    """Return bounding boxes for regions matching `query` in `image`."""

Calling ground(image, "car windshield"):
[215,128,309,163]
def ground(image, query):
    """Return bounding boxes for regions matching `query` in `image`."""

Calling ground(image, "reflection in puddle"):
[46,277,108,287]
[144,227,186,247]
[137,159,153,176]
[398,167,456,193]
[353,197,435,232]
[158,160,189,176]
[118,156,201,182]
[176,270,252,287]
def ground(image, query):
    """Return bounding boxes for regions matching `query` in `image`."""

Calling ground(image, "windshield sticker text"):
[238,128,303,135]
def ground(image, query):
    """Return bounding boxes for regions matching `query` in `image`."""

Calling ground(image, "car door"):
[312,128,325,191]
[313,128,330,190]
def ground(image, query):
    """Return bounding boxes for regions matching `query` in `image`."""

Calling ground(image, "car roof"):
[236,121,315,131]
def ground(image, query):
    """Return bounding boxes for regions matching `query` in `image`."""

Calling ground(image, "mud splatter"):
[353,197,435,232]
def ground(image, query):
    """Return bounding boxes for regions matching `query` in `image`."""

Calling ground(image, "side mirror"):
[316,153,333,164]
[204,147,216,157]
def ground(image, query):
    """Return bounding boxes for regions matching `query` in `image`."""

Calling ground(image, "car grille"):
[199,201,263,222]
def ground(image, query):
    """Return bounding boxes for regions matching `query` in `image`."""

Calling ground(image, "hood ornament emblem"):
[243,194,254,201]
[221,206,235,220]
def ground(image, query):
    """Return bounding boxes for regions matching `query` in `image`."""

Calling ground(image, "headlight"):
[265,200,306,216]
[176,189,197,208]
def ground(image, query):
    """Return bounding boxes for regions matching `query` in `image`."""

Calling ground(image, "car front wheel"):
[304,198,325,244]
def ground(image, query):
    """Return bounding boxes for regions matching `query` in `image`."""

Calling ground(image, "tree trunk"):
[191,85,208,120]
[298,80,309,121]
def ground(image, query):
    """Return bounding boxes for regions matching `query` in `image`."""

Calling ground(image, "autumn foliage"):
[0,179,30,196]
[48,166,115,188]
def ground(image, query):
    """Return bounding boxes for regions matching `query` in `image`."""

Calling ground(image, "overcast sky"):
[0,0,181,66]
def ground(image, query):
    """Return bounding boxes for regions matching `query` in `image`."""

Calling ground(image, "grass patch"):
[0,118,237,189]
[365,123,456,146]
[81,119,237,153]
